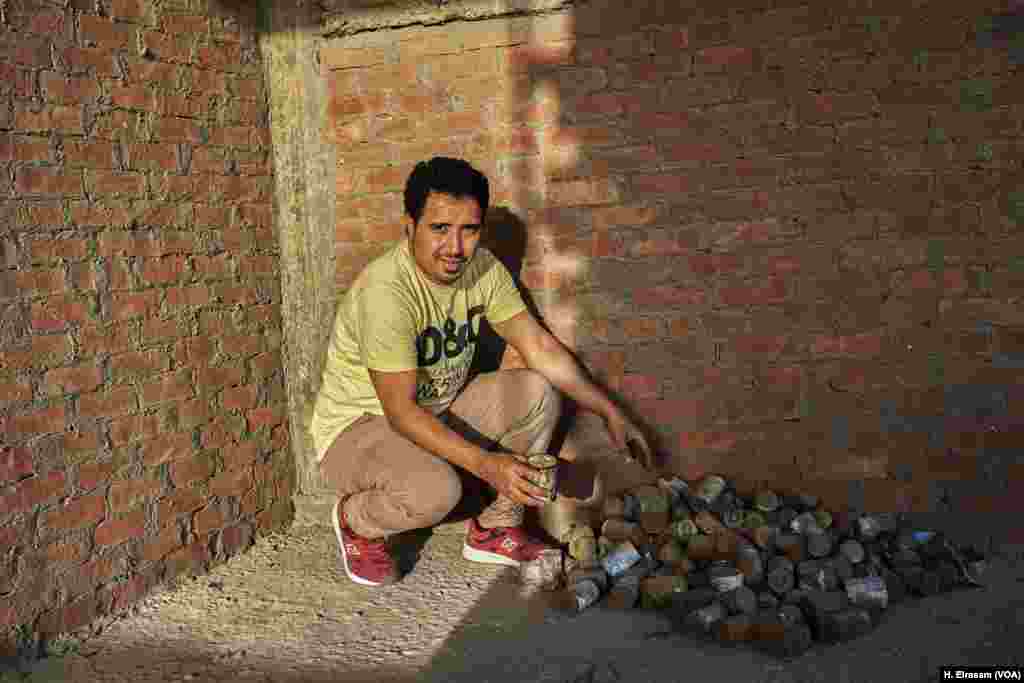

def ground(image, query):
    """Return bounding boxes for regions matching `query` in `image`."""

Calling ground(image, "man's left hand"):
[603,407,655,471]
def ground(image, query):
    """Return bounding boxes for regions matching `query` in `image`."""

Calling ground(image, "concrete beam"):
[320,0,574,38]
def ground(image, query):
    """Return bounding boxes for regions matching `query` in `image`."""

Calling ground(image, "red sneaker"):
[332,499,399,586]
[461,517,550,567]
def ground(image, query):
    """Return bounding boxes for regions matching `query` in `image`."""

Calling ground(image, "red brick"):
[6,404,67,438]
[0,379,33,404]
[2,267,65,297]
[0,134,49,162]
[0,447,34,485]
[192,254,233,280]
[250,352,280,378]
[0,334,73,371]
[621,373,660,400]
[80,15,137,49]
[140,432,194,467]
[165,285,211,310]
[0,471,66,517]
[719,278,788,306]
[109,290,160,320]
[77,460,116,492]
[154,117,203,144]
[42,363,103,396]
[634,286,707,308]
[27,237,86,264]
[16,168,82,197]
[110,350,170,382]
[110,83,153,110]
[220,522,253,557]
[139,523,182,563]
[127,143,178,172]
[39,594,99,638]
[679,431,739,452]
[60,47,117,77]
[632,173,691,195]
[89,171,146,197]
[157,487,206,524]
[78,322,133,358]
[79,386,137,419]
[109,413,160,446]
[139,255,187,285]
[109,477,161,514]
[194,502,230,535]
[209,467,252,497]
[164,537,211,578]
[95,508,147,547]
[139,317,183,345]
[41,73,101,105]
[140,370,194,406]
[222,384,258,412]
[41,493,106,533]
[169,452,215,489]
[107,572,151,615]
[110,0,146,19]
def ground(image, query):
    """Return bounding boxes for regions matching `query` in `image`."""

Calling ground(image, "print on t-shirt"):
[415,304,484,405]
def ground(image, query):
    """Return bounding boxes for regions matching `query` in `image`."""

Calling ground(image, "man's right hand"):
[477,453,550,507]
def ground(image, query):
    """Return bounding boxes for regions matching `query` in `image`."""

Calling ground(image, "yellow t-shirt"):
[309,239,527,463]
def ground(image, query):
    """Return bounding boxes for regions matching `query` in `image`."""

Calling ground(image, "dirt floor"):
[4,510,1023,683]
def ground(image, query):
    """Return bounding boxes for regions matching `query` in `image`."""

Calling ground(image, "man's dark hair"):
[404,157,489,226]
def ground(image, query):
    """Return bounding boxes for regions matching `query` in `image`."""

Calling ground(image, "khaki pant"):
[318,369,562,539]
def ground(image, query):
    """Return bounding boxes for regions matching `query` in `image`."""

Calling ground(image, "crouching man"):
[310,156,652,586]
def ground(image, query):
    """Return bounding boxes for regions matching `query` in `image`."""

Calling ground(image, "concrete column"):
[259,0,337,525]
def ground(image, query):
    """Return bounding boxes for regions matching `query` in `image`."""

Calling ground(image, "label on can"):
[602,541,641,578]
[845,575,888,609]
[695,475,726,505]
[574,579,602,611]
[709,564,744,592]
[519,453,558,502]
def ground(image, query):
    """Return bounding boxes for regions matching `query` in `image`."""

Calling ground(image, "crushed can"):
[657,538,686,566]
[605,574,641,609]
[790,511,822,535]
[813,509,833,530]
[839,539,865,564]
[845,575,887,610]
[601,540,642,578]
[766,556,795,596]
[570,579,602,612]
[566,524,598,566]
[757,591,780,610]
[515,453,559,502]
[709,562,744,592]
[520,548,563,590]
[689,601,728,632]
[601,518,644,546]
[820,607,873,643]
[694,510,726,535]
[718,614,756,642]
[736,541,764,584]
[755,490,780,513]
[805,528,832,559]
[670,518,700,543]
[775,534,805,563]
[633,485,671,534]
[722,509,746,529]
[742,510,767,530]
[721,585,757,615]
[567,566,609,594]
[694,475,727,506]
[751,524,779,551]
[640,575,688,609]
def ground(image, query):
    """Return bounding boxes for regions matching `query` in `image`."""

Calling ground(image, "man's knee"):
[396,464,462,528]
[522,369,562,420]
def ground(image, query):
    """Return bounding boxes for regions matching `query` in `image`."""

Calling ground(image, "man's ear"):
[403,214,415,238]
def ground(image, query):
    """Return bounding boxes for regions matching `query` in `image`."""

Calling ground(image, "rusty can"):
[776,507,798,530]
[605,573,641,609]
[640,575,688,609]
[601,518,643,545]
[570,579,602,612]
[685,534,715,562]
[775,534,805,563]
[515,453,559,502]
[657,538,686,566]
[790,511,822,535]
[709,562,744,592]
[856,514,882,540]
[718,614,756,642]
[602,494,626,519]
[601,540,642,578]
[751,524,779,551]
[736,541,764,584]
[694,510,726,535]
[845,575,887,610]
[722,509,745,529]
[694,475,727,506]
[567,566,609,594]
[634,486,671,534]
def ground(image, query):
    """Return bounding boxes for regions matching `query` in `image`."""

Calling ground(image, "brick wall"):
[0,0,291,649]
[320,0,1023,547]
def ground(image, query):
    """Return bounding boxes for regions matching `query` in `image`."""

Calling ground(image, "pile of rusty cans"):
[553,474,989,657]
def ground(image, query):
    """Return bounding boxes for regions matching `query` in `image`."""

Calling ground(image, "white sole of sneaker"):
[461,542,522,568]
[333,499,384,587]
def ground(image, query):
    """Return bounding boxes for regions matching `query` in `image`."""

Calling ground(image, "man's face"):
[405,192,483,286]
